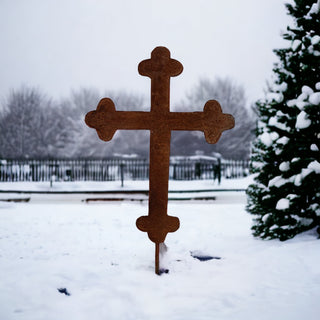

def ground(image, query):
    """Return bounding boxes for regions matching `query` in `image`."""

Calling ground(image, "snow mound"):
[296,111,311,129]
[276,198,290,210]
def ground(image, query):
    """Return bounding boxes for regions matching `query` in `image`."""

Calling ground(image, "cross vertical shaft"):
[136,48,182,273]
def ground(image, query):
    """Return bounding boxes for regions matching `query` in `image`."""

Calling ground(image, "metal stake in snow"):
[85,47,234,275]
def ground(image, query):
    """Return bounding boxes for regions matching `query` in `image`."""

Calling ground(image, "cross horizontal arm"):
[87,110,152,131]
[85,98,234,143]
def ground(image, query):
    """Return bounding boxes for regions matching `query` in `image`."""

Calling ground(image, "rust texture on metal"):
[85,47,235,274]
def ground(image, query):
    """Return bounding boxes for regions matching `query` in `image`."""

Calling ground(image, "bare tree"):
[172,77,256,159]
[0,87,74,158]
[65,88,149,158]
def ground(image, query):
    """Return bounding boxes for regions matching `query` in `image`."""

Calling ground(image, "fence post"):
[120,162,125,187]
[214,158,221,185]
[173,164,177,180]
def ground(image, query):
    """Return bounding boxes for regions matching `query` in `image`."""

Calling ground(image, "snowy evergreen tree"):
[247,0,320,240]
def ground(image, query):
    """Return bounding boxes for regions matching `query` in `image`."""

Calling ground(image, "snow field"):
[0,199,319,320]
[0,176,253,193]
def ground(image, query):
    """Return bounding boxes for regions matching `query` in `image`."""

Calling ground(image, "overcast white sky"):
[0,0,292,107]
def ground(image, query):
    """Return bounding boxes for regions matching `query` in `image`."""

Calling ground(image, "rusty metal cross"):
[85,47,235,274]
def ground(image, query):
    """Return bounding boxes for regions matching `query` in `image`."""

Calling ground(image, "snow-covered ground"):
[0,178,320,320]
[0,176,253,192]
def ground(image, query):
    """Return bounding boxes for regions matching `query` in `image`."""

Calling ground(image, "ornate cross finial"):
[85,47,235,274]
[138,47,183,112]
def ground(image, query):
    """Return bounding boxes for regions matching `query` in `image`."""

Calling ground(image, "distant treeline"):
[0,78,256,160]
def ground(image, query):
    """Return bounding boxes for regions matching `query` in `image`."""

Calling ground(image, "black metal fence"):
[0,158,249,183]
[220,159,250,179]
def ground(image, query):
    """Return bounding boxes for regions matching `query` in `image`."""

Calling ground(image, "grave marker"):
[85,47,235,274]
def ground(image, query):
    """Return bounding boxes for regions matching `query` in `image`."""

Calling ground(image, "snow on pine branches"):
[247,0,320,240]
